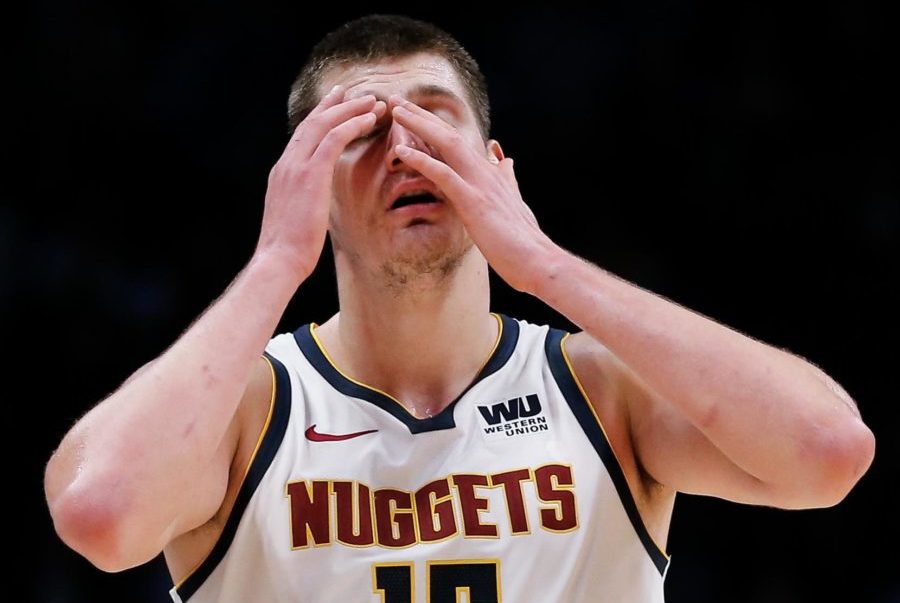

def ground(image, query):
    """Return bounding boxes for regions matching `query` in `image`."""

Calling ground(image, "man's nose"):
[385,122,429,171]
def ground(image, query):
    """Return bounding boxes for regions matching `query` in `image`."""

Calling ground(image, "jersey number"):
[373,560,501,602]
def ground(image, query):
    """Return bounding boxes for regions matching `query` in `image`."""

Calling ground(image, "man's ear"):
[486,139,505,164]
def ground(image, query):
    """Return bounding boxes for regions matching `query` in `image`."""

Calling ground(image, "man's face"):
[318,52,488,283]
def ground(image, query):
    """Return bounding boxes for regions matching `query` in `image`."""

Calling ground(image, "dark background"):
[10,1,898,601]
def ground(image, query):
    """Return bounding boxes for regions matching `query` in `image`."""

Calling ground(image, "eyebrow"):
[350,84,467,110]
[407,84,467,108]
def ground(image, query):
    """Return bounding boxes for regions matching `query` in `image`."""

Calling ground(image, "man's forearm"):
[531,245,873,494]
[45,250,302,566]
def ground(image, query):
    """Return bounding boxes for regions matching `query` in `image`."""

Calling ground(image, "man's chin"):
[382,238,474,286]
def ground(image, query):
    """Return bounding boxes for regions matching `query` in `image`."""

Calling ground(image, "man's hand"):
[256,85,386,279]
[389,95,557,294]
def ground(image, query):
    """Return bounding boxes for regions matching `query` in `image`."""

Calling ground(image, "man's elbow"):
[47,482,152,573]
[798,418,876,508]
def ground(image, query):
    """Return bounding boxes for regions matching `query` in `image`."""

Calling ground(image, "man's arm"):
[553,265,874,509]
[44,255,297,571]
[44,86,386,571]
[389,97,875,509]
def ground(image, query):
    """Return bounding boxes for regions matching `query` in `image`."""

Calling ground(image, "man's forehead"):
[320,54,466,101]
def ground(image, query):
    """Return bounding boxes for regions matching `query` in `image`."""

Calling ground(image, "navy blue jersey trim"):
[294,314,519,434]
[175,352,293,601]
[544,328,669,576]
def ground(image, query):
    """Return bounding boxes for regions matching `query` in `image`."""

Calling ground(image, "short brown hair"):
[286,14,490,138]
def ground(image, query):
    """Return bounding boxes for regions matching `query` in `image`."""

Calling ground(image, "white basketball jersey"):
[170,314,669,602]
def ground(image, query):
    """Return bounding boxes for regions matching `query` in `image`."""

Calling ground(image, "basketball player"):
[44,14,875,602]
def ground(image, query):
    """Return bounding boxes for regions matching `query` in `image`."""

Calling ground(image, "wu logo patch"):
[477,394,551,441]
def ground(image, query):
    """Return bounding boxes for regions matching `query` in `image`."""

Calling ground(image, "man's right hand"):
[255,84,386,279]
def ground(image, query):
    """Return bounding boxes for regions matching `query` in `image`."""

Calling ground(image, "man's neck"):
[315,249,498,418]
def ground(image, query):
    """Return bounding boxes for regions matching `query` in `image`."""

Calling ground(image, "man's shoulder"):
[557,330,626,392]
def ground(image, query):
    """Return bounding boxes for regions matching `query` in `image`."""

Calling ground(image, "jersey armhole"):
[544,328,670,576]
[170,352,293,602]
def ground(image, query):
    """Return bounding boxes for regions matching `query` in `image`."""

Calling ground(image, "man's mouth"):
[390,191,441,210]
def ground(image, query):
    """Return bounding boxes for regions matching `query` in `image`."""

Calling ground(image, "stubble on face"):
[378,232,474,296]
[329,208,475,298]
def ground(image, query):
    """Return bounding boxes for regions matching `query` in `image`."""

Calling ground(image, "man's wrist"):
[523,241,572,298]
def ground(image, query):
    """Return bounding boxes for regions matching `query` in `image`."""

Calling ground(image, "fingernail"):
[329,84,341,95]
[395,145,411,156]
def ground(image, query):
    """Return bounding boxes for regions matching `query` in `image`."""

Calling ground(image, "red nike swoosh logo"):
[305,424,378,442]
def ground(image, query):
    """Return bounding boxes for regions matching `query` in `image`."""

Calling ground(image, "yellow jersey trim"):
[559,333,670,561]
[173,356,279,589]
[308,313,504,418]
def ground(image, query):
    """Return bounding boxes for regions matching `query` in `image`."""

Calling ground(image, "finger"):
[388,94,455,131]
[391,103,480,175]
[311,111,379,165]
[305,84,347,121]
[287,84,347,143]
[393,144,473,203]
[289,95,379,157]
[317,95,382,127]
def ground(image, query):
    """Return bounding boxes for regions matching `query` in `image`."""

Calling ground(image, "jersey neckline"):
[293,313,520,434]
